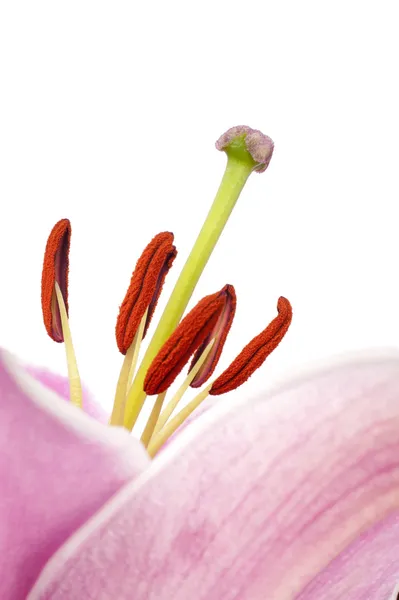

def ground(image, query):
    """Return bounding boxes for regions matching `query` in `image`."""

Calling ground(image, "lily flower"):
[1,125,397,599]
[38,124,290,454]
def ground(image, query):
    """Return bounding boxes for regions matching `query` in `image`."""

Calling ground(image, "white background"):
[1,1,398,414]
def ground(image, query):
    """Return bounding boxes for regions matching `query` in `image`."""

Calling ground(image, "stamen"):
[210,296,292,395]
[123,126,274,431]
[147,383,212,458]
[41,219,82,408]
[126,307,148,389]
[41,218,71,342]
[151,338,215,438]
[109,309,148,427]
[147,298,291,454]
[143,288,227,395]
[54,282,82,407]
[189,284,236,388]
[115,232,177,354]
[147,297,291,455]
[140,391,167,448]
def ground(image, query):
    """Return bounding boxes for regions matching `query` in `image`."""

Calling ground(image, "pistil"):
[124,126,274,430]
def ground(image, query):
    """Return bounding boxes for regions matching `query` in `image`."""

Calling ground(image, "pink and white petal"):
[158,396,219,451]
[297,511,399,598]
[0,348,150,600]
[29,351,399,600]
[25,365,108,422]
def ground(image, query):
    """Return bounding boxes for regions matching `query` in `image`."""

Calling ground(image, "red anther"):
[189,284,236,388]
[41,218,71,342]
[116,232,177,354]
[144,288,227,395]
[210,297,292,395]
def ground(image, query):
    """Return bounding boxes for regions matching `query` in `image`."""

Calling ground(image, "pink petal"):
[25,365,108,422]
[297,511,399,598]
[29,352,399,600]
[0,348,150,599]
